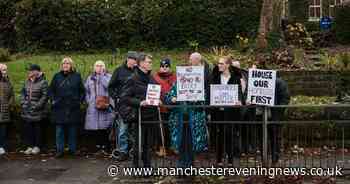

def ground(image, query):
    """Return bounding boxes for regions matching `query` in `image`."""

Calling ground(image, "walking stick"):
[158,107,166,156]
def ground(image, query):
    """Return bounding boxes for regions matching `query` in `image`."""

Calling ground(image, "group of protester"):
[0,51,290,168]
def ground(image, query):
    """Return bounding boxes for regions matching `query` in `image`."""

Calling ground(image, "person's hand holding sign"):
[171,97,177,103]
[140,100,149,106]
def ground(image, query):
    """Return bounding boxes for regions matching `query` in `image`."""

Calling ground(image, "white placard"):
[146,84,161,106]
[247,69,276,106]
[176,66,205,101]
[210,84,239,106]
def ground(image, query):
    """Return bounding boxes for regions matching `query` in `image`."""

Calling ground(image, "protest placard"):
[176,66,205,101]
[146,84,161,106]
[210,84,239,106]
[247,69,276,106]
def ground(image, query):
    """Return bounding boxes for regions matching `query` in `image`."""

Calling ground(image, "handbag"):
[93,76,109,110]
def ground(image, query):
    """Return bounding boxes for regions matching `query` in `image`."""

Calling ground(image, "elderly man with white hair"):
[84,60,114,153]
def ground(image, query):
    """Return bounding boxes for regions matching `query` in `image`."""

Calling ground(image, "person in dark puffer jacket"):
[0,64,14,155]
[21,64,49,155]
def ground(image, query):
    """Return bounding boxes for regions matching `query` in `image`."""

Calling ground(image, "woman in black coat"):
[210,56,243,166]
[49,57,85,158]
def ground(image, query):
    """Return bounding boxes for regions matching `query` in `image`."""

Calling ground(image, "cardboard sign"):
[247,69,276,106]
[210,84,239,106]
[176,66,205,101]
[146,84,161,106]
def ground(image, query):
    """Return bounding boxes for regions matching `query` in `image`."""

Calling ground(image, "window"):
[330,0,343,17]
[309,0,322,21]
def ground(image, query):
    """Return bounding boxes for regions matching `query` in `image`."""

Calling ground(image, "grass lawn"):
[5,50,194,98]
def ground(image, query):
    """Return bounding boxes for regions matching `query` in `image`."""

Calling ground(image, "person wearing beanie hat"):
[21,63,49,155]
[108,51,138,161]
[153,58,176,156]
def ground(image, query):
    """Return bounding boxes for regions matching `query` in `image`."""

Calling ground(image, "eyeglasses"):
[160,65,170,68]
[218,62,225,65]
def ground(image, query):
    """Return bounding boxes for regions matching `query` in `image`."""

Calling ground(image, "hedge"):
[1,0,263,51]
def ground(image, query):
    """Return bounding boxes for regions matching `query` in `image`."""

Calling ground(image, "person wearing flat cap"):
[21,64,49,155]
[108,51,138,161]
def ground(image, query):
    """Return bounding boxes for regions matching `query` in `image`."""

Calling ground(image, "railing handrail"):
[158,104,350,108]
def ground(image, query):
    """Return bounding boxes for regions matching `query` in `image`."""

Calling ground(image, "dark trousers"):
[160,113,170,148]
[87,129,110,150]
[130,122,152,168]
[255,115,281,163]
[24,121,42,148]
[213,110,239,163]
[0,124,7,148]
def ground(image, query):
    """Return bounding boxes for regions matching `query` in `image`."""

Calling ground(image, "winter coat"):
[20,74,49,122]
[108,63,134,102]
[0,76,14,123]
[84,73,115,130]
[153,72,176,113]
[49,71,85,125]
[271,78,290,121]
[209,65,243,121]
[119,67,159,123]
[164,83,208,153]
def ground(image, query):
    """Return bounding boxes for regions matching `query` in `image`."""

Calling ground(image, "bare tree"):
[257,0,284,51]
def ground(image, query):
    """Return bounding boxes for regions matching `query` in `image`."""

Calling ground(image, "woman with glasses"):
[153,58,176,156]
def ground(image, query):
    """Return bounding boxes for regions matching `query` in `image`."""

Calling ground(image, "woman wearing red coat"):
[153,58,176,155]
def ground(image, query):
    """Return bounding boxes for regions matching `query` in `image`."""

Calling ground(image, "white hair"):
[94,60,106,71]
[0,63,7,70]
[232,61,240,68]
[189,52,202,61]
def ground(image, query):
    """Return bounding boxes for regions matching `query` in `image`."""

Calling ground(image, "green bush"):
[334,5,350,44]
[13,0,262,51]
[0,48,11,62]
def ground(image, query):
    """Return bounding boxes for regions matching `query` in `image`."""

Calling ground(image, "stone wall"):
[279,71,350,96]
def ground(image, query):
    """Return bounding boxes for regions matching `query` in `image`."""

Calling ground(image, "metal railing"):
[133,104,350,170]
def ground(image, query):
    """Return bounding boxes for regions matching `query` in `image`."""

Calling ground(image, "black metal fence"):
[128,104,350,171]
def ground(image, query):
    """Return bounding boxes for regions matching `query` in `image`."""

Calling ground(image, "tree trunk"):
[256,0,274,50]
[257,0,285,51]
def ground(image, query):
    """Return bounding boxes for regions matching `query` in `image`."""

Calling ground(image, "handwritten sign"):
[146,84,161,106]
[176,66,205,101]
[247,69,276,106]
[210,84,239,106]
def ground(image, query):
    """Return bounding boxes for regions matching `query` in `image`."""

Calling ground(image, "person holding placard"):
[210,56,243,166]
[119,53,160,168]
[247,68,290,164]
[164,52,209,168]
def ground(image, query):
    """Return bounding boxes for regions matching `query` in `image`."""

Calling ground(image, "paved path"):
[1,152,350,184]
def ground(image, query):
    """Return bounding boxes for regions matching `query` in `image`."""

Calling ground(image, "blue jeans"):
[0,124,6,148]
[56,125,77,153]
[117,118,128,154]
